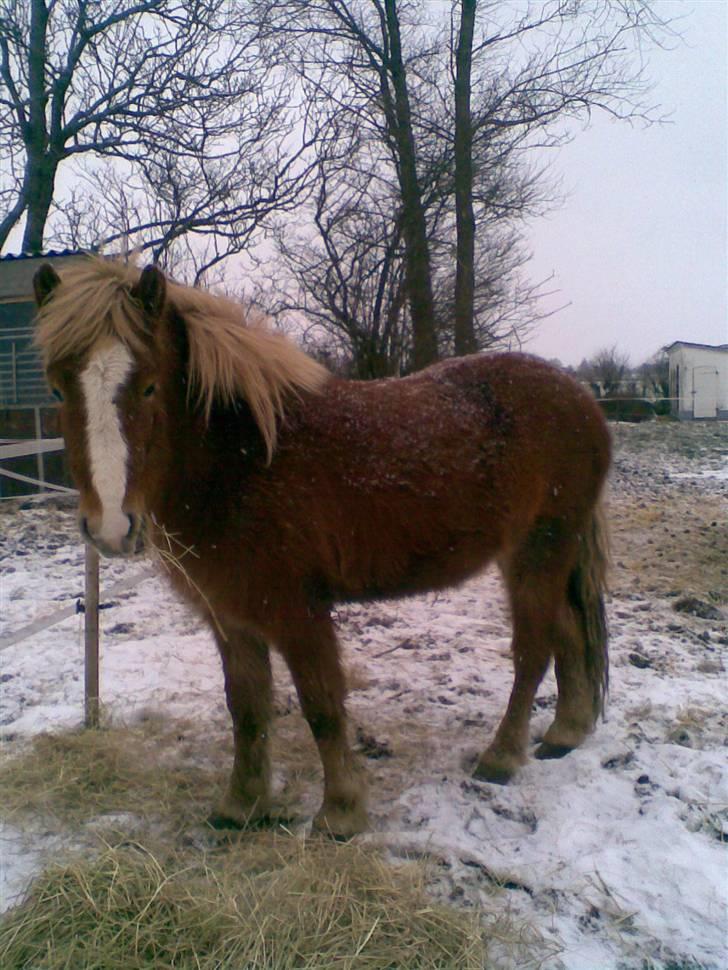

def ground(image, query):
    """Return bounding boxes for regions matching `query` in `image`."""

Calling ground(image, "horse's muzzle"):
[80,512,146,558]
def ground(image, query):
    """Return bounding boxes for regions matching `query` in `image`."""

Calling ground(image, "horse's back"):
[446,352,610,487]
[308,352,609,500]
[419,351,610,519]
[268,352,609,601]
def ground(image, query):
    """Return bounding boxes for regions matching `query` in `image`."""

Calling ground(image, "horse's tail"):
[568,500,610,720]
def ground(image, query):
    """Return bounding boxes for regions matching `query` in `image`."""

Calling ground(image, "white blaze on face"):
[80,341,134,546]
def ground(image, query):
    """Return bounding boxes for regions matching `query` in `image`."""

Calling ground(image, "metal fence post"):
[84,544,100,728]
[34,406,45,491]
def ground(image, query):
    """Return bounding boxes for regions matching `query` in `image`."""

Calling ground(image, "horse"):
[33,257,610,838]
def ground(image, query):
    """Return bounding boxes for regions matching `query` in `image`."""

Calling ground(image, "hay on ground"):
[0,715,224,831]
[0,836,484,969]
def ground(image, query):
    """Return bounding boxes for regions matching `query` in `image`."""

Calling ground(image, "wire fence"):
[0,449,149,727]
[0,436,73,498]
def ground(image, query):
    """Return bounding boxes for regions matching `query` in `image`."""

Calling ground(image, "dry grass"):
[0,714,224,832]
[609,492,727,602]
[0,721,545,969]
[608,420,728,602]
[0,709,425,837]
[0,836,484,969]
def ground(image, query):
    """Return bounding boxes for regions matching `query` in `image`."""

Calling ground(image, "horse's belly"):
[335,527,500,602]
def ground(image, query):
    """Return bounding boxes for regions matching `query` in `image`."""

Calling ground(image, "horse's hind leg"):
[278,613,368,838]
[475,521,596,783]
[209,625,273,829]
[531,613,598,760]
[537,513,608,758]
[473,563,554,783]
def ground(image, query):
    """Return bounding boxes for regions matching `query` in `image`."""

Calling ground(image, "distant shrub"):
[597,397,655,423]
[652,398,672,417]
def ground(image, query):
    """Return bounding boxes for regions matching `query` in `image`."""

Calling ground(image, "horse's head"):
[34,262,172,558]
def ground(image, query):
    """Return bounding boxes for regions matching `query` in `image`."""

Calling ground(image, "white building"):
[666,342,728,420]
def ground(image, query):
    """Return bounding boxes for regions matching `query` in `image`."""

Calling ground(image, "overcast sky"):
[525,0,727,366]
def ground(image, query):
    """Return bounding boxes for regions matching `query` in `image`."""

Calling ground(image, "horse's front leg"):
[209,624,273,829]
[279,613,368,838]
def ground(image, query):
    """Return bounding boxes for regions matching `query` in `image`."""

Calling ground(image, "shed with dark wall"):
[0,251,88,406]
[0,252,86,496]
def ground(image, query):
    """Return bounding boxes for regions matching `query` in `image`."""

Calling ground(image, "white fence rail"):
[0,438,65,459]
[0,429,71,499]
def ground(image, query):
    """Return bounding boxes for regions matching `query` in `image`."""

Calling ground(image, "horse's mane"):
[35,258,329,460]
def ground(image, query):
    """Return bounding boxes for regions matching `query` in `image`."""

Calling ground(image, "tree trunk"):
[383,0,438,370]
[21,0,53,252]
[453,0,477,356]
[0,197,27,252]
[22,154,57,252]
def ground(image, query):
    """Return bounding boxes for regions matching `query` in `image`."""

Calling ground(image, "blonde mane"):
[35,258,329,460]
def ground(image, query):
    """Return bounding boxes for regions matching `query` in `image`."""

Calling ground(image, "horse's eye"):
[143,383,156,398]
[51,388,63,403]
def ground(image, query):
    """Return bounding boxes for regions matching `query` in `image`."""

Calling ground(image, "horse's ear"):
[33,264,61,307]
[130,264,166,320]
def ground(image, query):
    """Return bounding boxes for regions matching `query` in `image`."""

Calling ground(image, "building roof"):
[0,249,84,262]
[0,250,90,301]
[665,340,728,354]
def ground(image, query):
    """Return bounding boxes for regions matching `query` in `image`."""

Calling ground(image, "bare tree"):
[0,0,312,263]
[582,345,631,397]
[638,348,670,405]
[267,153,408,377]
[253,0,671,373]
[453,0,477,355]
[254,0,439,368]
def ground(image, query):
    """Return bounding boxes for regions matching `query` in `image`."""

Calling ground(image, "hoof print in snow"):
[634,774,659,798]
[460,777,494,799]
[667,726,693,748]
[672,597,723,620]
[355,728,392,759]
[491,803,538,833]
[601,750,635,770]
[108,622,135,635]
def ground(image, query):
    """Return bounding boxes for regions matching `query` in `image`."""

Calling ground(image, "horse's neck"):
[150,401,263,547]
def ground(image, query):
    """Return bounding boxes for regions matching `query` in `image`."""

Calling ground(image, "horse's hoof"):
[206,793,273,831]
[534,741,574,760]
[316,828,356,844]
[311,804,369,840]
[207,812,244,831]
[208,788,273,831]
[472,761,514,785]
[206,811,272,832]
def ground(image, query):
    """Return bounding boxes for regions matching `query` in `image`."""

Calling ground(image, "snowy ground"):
[1,420,726,969]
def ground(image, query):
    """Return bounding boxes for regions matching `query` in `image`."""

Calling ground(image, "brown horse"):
[34,257,610,837]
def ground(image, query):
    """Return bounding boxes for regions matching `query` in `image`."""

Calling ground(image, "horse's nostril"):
[126,514,138,538]
[80,516,91,539]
